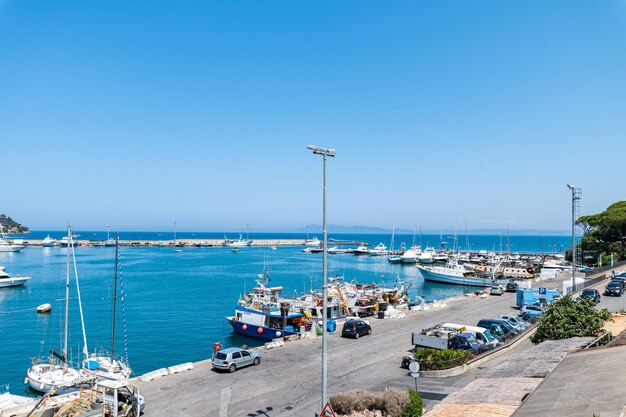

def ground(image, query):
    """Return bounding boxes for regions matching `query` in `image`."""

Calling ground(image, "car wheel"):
[367,328,372,335]
[355,332,360,339]
[228,364,236,373]
[253,357,260,366]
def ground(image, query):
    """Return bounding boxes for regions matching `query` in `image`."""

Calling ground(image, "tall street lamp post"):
[307,145,336,410]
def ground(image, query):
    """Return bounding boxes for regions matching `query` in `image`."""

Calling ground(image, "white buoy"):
[37,303,52,313]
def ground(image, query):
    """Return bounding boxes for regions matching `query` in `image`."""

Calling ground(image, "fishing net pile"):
[52,399,93,417]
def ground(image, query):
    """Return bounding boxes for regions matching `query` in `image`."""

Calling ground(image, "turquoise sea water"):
[0,233,570,395]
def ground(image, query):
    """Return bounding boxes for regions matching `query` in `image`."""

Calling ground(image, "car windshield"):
[483,330,496,341]
[464,334,478,344]
[215,352,227,360]
[608,282,620,287]
[582,290,595,296]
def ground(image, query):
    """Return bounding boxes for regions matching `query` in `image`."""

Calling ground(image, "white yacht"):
[353,244,370,255]
[417,262,493,287]
[400,246,422,264]
[41,235,57,247]
[0,237,24,252]
[0,266,31,288]
[418,247,436,264]
[433,251,449,263]
[368,243,388,256]
[58,235,78,247]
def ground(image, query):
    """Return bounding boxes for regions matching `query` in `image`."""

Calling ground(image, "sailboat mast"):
[111,233,119,361]
[63,226,71,371]
[174,222,177,246]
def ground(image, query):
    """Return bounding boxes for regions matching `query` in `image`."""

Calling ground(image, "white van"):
[441,323,499,349]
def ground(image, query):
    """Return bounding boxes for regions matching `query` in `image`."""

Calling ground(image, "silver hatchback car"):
[212,348,262,373]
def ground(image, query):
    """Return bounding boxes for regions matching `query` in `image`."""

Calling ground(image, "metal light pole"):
[307,145,336,410]
[567,184,581,289]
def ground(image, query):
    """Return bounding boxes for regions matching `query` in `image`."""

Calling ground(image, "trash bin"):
[379,302,388,312]
[378,311,385,319]
[327,320,336,333]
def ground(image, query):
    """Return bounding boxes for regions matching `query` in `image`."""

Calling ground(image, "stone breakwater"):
[18,238,356,247]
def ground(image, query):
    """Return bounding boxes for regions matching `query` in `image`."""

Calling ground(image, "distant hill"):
[0,214,29,234]
[293,224,568,236]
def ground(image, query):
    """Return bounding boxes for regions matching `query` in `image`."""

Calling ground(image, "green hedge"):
[412,348,473,371]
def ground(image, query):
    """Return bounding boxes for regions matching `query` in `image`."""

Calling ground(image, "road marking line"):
[219,387,231,417]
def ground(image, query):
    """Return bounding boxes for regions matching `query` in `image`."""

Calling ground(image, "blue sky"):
[1,1,625,232]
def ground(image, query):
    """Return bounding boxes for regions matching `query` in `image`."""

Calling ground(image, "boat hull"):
[0,276,30,288]
[417,266,492,287]
[228,318,299,340]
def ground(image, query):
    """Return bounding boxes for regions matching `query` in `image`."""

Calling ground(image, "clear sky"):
[1,1,625,232]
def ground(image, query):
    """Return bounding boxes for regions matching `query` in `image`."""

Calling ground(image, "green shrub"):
[413,348,472,370]
[403,390,424,417]
[531,294,612,344]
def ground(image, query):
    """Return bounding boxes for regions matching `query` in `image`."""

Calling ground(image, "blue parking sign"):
[539,287,547,295]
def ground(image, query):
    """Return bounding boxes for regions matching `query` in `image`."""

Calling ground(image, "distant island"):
[0,214,29,234]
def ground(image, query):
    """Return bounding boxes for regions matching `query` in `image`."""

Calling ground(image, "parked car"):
[604,281,624,296]
[505,281,519,292]
[580,288,601,304]
[477,319,519,336]
[490,285,504,296]
[212,348,262,373]
[342,319,372,339]
[500,315,529,330]
[519,312,540,324]
[521,303,546,315]
[579,266,593,272]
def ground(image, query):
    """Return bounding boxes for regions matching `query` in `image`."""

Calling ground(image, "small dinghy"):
[36,303,51,313]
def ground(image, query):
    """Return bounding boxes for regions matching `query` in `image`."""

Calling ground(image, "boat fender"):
[242,324,248,331]
[257,327,264,334]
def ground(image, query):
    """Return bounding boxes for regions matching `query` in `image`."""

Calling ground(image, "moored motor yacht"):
[353,244,370,255]
[41,235,57,247]
[368,243,388,256]
[0,266,31,288]
[401,246,422,264]
[0,237,24,252]
[418,247,436,264]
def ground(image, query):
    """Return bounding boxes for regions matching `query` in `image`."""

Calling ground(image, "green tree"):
[577,201,626,263]
[531,294,612,344]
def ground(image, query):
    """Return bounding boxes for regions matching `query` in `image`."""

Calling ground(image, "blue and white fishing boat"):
[416,262,494,287]
[227,272,304,340]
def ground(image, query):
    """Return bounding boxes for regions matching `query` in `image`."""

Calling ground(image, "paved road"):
[136,292,520,417]
[135,268,626,417]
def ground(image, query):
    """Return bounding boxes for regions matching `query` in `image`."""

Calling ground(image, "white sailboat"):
[388,225,402,263]
[104,225,116,247]
[26,227,92,394]
[174,222,183,252]
[83,233,132,381]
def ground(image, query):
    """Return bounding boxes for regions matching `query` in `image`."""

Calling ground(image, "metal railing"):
[583,331,613,349]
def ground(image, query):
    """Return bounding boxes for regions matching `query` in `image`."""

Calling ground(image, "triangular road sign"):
[321,402,336,417]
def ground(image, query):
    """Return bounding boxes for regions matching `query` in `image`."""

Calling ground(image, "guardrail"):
[583,331,613,349]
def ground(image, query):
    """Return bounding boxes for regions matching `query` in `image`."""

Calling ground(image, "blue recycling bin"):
[327,320,336,333]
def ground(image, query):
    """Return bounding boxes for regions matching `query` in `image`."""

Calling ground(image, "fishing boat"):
[0,266,31,288]
[223,233,253,247]
[304,236,321,247]
[26,227,93,394]
[83,234,132,381]
[417,262,494,287]
[41,235,57,247]
[227,271,304,340]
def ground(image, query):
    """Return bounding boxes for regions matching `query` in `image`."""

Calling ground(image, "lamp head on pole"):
[306,145,336,157]
[567,184,574,190]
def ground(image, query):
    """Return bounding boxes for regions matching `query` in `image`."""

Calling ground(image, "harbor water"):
[0,233,570,395]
